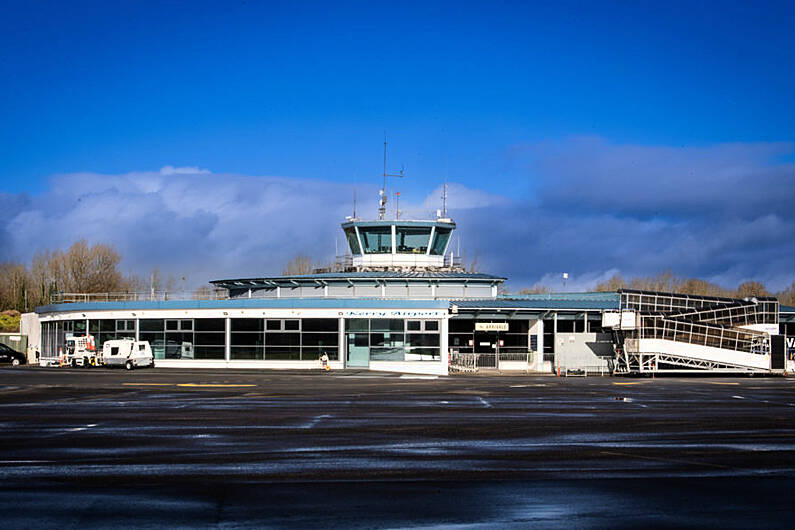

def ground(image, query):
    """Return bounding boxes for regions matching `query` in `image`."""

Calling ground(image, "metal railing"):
[633,314,770,356]
[50,289,229,304]
[449,351,535,373]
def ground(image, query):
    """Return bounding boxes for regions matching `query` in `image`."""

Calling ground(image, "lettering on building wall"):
[340,310,446,318]
[475,322,509,331]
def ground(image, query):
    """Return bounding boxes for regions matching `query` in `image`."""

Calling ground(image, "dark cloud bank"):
[3,137,794,292]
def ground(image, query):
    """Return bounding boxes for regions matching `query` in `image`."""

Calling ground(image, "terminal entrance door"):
[474,331,497,354]
[346,332,370,368]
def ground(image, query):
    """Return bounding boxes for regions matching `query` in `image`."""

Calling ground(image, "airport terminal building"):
[23,215,795,375]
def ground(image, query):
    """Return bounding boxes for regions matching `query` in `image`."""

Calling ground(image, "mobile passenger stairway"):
[603,289,789,375]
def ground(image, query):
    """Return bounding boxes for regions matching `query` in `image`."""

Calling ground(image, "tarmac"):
[0,366,794,528]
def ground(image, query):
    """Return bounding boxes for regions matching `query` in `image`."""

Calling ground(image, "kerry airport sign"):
[475,322,509,331]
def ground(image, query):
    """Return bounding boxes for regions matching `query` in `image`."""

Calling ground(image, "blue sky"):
[1,1,794,291]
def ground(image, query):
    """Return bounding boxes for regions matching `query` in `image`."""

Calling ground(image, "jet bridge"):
[603,290,785,374]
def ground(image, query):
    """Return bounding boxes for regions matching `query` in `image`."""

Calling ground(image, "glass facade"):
[344,227,362,255]
[346,318,440,361]
[430,228,451,255]
[39,315,448,365]
[359,227,392,254]
[230,318,339,361]
[140,318,225,360]
[395,227,431,254]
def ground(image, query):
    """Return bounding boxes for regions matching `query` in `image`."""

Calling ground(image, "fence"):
[559,365,612,377]
[0,333,27,354]
[449,351,534,373]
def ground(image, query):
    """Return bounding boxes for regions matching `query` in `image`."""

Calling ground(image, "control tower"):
[340,217,460,272]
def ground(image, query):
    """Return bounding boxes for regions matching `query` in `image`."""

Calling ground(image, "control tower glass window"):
[360,227,392,254]
[344,228,361,255]
[430,228,451,255]
[396,227,431,254]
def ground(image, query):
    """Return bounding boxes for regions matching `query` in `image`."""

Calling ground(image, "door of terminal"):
[346,332,370,368]
[474,331,497,354]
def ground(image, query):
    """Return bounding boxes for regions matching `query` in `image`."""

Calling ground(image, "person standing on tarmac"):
[319,352,330,371]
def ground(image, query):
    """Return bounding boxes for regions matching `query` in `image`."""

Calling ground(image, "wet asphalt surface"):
[0,367,794,528]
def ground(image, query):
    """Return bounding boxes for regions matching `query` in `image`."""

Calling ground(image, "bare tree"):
[282,254,314,276]
[595,274,627,292]
[735,281,770,299]
[518,284,552,294]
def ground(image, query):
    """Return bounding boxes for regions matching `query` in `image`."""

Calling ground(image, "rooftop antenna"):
[353,186,357,219]
[379,134,405,220]
[441,181,448,218]
[395,191,401,220]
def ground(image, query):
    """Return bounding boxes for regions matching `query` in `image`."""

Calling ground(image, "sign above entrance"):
[475,322,509,331]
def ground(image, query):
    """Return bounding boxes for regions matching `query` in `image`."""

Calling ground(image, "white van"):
[103,339,155,370]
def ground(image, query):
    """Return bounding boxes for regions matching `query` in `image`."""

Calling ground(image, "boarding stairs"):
[607,290,785,374]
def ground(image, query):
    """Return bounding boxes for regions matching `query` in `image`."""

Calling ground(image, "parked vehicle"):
[0,343,26,366]
[103,339,154,370]
[64,335,100,367]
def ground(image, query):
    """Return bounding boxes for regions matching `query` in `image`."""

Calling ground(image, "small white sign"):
[475,322,509,331]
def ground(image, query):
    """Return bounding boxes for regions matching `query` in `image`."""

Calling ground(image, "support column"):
[224,317,231,362]
[440,317,449,376]
[537,319,544,370]
[338,317,345,369]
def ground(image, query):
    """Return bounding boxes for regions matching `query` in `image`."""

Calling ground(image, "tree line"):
[520,270,795,307]
[0,240,186,317]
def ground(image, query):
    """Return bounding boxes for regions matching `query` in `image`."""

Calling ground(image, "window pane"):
[194,332,225,346]
[406,334,440,347]
[166,320,179,331]
[371,319,403,332]
[302,319,338,332]
[284,319,299,331]
[266,333,300,347]
[231,346,263,360]
[194,346,224,359]
[194,318,225,332]
[345,319,369,332]
[180,320,193,331]
[266,320,281,331]
[370,347,404,361]
[231,332,263,346]
[424,320,439,331]
[265,347,300,360]
[301,333,338,347]
[406,320,421,331]
[430,228,451,255]
[360,227,392,254]
[345,228,361,254]
[395,227,431,254]
[140,319,164,332]
[232,319,264,332]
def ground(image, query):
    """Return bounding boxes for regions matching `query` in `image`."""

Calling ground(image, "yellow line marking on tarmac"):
[122,383,175,386]
[177,384,257,388]
[613,382,642,385]
[708,382,740,385]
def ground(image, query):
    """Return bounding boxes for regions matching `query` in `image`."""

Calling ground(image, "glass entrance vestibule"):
[40,316,443,365]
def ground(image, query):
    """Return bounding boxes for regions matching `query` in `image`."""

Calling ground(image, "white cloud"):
[4,137,795,294]
[159,165,211,175]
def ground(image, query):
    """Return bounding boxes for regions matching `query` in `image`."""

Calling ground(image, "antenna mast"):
[442,181,447,218]
[378,135,405,220]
